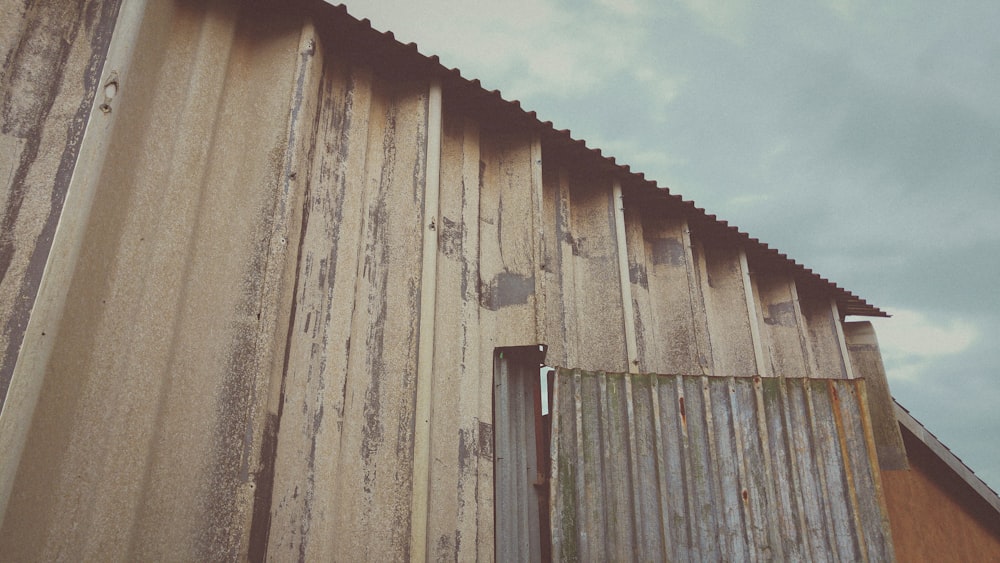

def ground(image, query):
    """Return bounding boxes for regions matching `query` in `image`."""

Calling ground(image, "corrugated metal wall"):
[0,0,900,560]
[551,369,895,562]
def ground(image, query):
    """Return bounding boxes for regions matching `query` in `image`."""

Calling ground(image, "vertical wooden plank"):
[851,379,897,561]
[753,272,812,378]
[428,110,484,562]
[622,204,656,373]
[324,73,427,560]
[758,377,810,559]
[543,165,577,367]
[265,33,376,563]
[0,0,143,528]
[692,238,756,376]
[834,380,895,562]
[708,377,749,560]
[477,127,538,362]
[682,222,714,375]
[799,291,849,379]
[736,377,784,561]
[807,380,863,560]
[578,370,608,561]
[739,251,768,377]
[789,280,820,378]
[563,173,627,372]
[601,373,637,560]
[626,205,709,375]
[783,379,835,561]
[682,375,721,560]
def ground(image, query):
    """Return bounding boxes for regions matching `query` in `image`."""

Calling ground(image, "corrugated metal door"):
[550,368,895,562]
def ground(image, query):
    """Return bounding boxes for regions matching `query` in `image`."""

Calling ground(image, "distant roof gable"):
[895,402,1000,516]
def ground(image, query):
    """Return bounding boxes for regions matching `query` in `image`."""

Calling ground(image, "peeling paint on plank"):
[649,237,685,266]
[478,270,534,311]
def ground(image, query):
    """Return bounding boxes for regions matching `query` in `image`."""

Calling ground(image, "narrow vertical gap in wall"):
[493,345,551,563]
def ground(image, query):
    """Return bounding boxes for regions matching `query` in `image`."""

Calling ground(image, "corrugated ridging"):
[551,369,895,562]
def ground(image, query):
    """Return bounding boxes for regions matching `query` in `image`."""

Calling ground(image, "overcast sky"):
[339,0,1000,491]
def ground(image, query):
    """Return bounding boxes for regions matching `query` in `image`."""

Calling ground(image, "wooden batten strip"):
[410,78,443,563]
[831,300,856,379]
[613,180,639,372]
[739,250,767,377]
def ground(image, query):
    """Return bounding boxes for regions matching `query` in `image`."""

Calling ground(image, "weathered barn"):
[1,0,998,560]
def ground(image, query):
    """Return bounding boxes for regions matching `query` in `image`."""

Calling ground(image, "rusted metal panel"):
[493,348,546,563]
[551,368,896,561]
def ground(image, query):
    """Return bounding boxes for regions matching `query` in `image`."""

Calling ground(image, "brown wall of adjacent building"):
[882,428,1000,562]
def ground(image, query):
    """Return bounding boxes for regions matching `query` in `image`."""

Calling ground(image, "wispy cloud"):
[345,0,656,101]
[872,309,978,382]
[677,0,751,43]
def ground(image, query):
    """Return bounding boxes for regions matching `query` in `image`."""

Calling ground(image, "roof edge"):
[894,400,1000,515]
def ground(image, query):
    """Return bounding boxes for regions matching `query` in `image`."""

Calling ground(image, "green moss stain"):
[761,376,781,406]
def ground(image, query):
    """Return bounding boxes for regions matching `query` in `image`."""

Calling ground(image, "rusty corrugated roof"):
[317,1,886,318]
